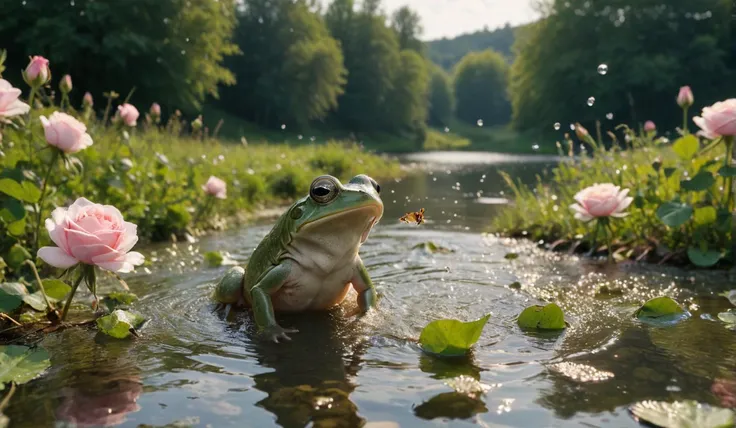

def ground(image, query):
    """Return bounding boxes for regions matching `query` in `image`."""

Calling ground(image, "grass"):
[438,118,555,154]
[491,128,732,267]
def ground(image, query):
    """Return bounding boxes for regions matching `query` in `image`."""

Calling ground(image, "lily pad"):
[412,242,454,254]
[687,247,722,268]
[96,310,146,339]
[0,345,51,389]
[419,314,491,357]
[718,310,736,328]
[635,296,686,322]
[517,303,566,330]
[629,400,735,428]
[204,251,224,267]
[0,283,28,313]
[101,291,139,311]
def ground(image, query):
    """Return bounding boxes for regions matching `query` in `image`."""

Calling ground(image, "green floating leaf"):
[0,179,41,203]
[101,291,139,312]
[680,171,715,191]
[687,247,722,268]
[517,303,566,330]
[718,165,736,177]
[96,309,146,339]
[720,290,736,307]
[718,309,736,326]
[412,241,454,254]
[656,202,693,228]
[419,314,491,357]
[0,345,51,389]
[0,283,28,313]
[672,135,699,160]
[504,252,519,260]
[635,296,686,321]
[629,400,735,428]
[204,251,224,268]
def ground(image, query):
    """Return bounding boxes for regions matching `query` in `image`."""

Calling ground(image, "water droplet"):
[570,124,576,131]
[587,97,595,106]
[310,136,316,142]
[163,17,170,24]
[598,64,608,75]
[606,112,614,120]
[554,122,561,130]
[444,127,450,133]
[280,124,286,130]
[298,135,303,140]
[186,37,190,42]
[258,17,264,24]
[532,144,540,151]
[70,0,75,5]
[181,50,186,55]
[476,119,484,127]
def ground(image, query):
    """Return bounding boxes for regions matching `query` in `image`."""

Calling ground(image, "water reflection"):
[55,374,142,427]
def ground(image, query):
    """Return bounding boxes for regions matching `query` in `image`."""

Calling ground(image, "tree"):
[427,23,516,70]
[384,50,430,131]
[0,0,239,111]
[453,50,511,126]
[427,65,454,126]
[220,0,346,128]
[391,7,424,53]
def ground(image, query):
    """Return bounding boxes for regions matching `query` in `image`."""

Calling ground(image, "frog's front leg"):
[213,266,245,318]
[348,257,378,317]
[250,261,298,343]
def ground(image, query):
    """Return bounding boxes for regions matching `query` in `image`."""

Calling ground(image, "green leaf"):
[716,208,732,232]
[720,290,736,307]
[517,303,566,330]
[0,345,51,389]
[718,166,736,177]
[412,241,454,254]
[40,280,71,301]
[204,251,224,267]
[0,179,41,203]
[5,245,31,271]
[635,296,685,320]
[419,314,490,357]
[680,171,715,191]
[629,400,735,428]
[21,293,47,311]
[96,310,146,339]
[718,309,736,325]
[0,199,25,223]
[672,135,699,160]
[0,283,27,313]
[656,202,693,227]
[663,167,677,178]
[504,252,519,260]
[101,291,139,312]
[687,247,722,268]
[6,219,25,237]
[693,206,717,226]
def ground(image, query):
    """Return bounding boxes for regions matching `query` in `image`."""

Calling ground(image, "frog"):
[213,174,383,343]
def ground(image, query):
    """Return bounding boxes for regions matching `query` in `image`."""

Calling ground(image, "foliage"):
[391,6,424,53]
[96,309,146,339]
[634,297,686,320]
[0,345,50,389]
[427,65,454,127]
[418,314,490,357]
[493,120,733,267]
[384,50,430,138]
[427,23,517,70]
[219,0,346,128]
[204,251,224,267]
[517,303,566,330]
[0,0,239,111]
[423,130,470,151]
[629,400,735,428]
[453,50,511,127]
[509,0,734,133]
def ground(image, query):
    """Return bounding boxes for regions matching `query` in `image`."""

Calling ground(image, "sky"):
[381,0,540,41]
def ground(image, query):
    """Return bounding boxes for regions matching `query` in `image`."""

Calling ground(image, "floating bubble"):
[444,127,450,133]
[598,64,608,75]
[606,112,614,120]
[532,144,540,151]
[298,135,303,140]
[477,119,484,127]
[281,124,286,130]
[554,122,561,130]
[587,97,595,106]
[570,124,576,131]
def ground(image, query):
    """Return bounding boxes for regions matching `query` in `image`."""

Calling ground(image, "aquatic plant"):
[495,86,734,268]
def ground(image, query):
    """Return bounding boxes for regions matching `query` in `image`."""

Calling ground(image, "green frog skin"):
[213,174,383,342]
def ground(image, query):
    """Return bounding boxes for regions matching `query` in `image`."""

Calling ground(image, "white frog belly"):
[271,262,355,311]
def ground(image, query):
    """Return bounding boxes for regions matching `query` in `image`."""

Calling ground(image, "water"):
[7,152,736,427]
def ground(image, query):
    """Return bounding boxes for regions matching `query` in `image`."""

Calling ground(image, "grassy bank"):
[492,127,732,268]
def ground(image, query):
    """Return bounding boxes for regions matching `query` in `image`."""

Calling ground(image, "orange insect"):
[400,208,425,225]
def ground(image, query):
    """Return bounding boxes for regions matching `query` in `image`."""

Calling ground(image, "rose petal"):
[37,247,79,269]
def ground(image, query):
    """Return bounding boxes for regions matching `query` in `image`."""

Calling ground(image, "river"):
[8,152,736,428]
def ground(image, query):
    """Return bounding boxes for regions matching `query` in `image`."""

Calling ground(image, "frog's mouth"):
[298,204,382,244]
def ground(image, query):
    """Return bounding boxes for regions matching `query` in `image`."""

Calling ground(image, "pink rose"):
[150,103,161,116]
[82,92,93,107]
[0,79,30,119]
[694,99,736,139]
[116,103,139,127]
[202,176,227,199]
[37,198,144,273]
[40,112,93,154]
[60,74,72,93]
[24,56,50,86]
[569,183,633,222]
[677,86,693,108]
[644,121,656,132]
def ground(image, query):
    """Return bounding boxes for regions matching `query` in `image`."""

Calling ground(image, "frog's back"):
[243,206,296,290]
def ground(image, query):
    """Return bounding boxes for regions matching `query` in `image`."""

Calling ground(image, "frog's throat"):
[296,203,383,243]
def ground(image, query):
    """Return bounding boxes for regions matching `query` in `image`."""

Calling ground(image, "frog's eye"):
[310,176,339,204]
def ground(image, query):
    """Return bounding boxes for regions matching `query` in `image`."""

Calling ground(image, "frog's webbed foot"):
[262,325,299,343]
